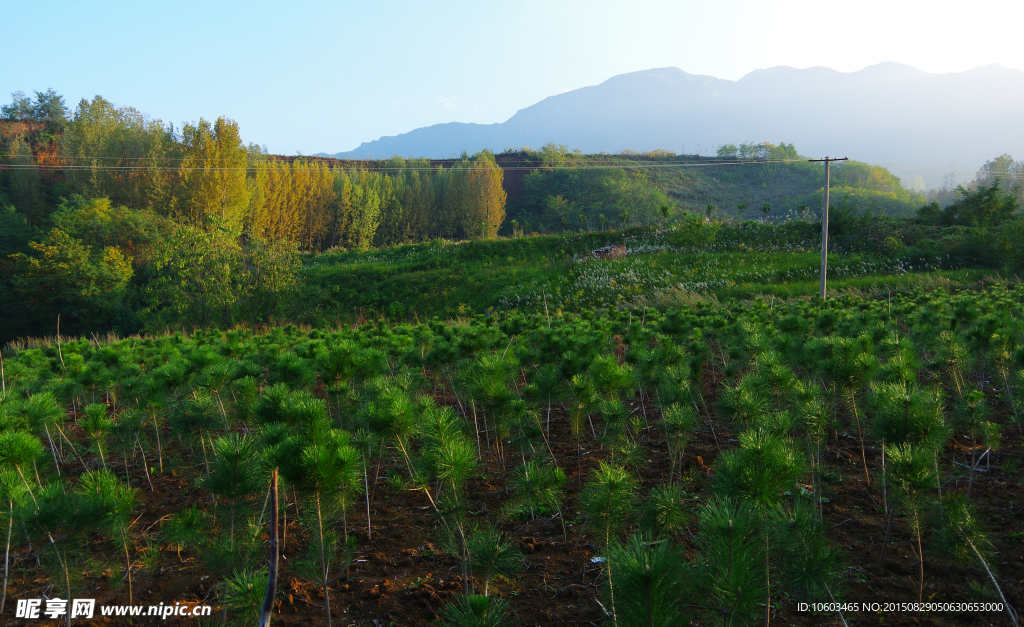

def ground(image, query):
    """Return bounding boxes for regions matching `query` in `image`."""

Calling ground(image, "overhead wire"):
[0,156,821,173]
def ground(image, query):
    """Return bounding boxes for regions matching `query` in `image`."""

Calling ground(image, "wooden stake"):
[258,469,279,627]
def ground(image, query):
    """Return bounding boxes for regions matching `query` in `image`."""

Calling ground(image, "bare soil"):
[4,369,1022,627]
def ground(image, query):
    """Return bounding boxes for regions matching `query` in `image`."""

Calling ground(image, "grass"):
[299,225,980,321]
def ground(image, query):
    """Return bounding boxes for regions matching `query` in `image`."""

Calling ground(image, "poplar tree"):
[178,117,248,228]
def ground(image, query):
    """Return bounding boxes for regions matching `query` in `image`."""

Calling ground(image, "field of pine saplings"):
[1,281,1023,627]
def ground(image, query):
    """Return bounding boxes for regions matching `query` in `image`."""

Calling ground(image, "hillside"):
[330,63,1024,188]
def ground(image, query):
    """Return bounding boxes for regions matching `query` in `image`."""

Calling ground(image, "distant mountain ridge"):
[323,63,1024,187]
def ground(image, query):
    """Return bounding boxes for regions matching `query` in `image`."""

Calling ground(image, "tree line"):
[2,92,506,250]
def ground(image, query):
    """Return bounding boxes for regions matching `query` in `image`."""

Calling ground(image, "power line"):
[0,157,819,173]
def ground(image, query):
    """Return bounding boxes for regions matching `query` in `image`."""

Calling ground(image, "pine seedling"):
[436,594,515,627]
[16,392,64,471]
[879,332,919,386]
[220,568,269,626]
[273,352,314,388]
[886,443,936,609]
[195,359,234,428]
[954,390,998,497]
[716,374,770,429]
[794,392,831,519]
[655,364,694,408]
[505,460,567,522]
[569,373,598,485]
[466,527,524,595]
[420,401,479,551]
[936,330,970,396]
[466,353,520,487]
[754,350,799,411]
[508,409,546,459]
[604,532,692,627]
[204,433,263,568]
[599,399,632,460]
[815,336,878,485]
[231,376,259,426]
[109,408,146,485]
[363,377,418,476]
[659,403,698,483]
[136,375,167,473]
[20,481,110,627]
[932,493,1019,626]
[151,357,192,396]
[163,504,210,560]
[869,382,949,450]
[83,403,113,470]
[275,398,361,627]
[580,462,638,550]
[0,468,28,614]
[692,497,766,627]
[315,340,360,427]
[590,355,634,401]
[251,382,292,425]
[168,391,219,476]
[79,470,138,602]
[527,363,567,438]
[989,333,1019,430]
[0,431,44,502]
[1014,370,1024,434]
[754,410,797,437]
[641,483,696,538]
[767,499,843,604]
[713,429,805,509]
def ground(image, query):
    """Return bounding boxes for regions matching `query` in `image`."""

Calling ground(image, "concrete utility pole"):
[809,156,848,299]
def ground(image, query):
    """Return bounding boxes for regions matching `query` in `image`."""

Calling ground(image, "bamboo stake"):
[363,460,371,540]
[258,469,279,627]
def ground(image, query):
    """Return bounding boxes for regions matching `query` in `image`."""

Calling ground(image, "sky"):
[6,0,1024,156]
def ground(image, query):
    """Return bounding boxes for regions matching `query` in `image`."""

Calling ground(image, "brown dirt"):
[4,372,1022,627]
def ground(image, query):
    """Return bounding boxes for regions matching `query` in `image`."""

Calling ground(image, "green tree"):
[1,92,33,120]
[143,220,242,327]
[61,96,178,211]
[605,532,692,627]
[10,228,132,333]
[919,180,1020,226]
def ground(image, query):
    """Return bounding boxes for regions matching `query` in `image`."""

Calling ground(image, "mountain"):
[325,63,1024,187]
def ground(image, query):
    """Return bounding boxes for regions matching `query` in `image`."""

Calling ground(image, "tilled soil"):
[4,378,1022,627]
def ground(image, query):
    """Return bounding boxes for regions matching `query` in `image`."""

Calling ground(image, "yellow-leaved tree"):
[177,117,248,228]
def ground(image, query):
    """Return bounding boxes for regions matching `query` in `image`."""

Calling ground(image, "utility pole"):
[808,156,847,299]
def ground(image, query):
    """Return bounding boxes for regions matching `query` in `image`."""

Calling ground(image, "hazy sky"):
[6,0,1022,155]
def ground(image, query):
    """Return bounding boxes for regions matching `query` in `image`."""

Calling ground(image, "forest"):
[1,88,1023,627]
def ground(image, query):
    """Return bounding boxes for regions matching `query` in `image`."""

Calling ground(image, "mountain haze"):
[329,63,1024,187]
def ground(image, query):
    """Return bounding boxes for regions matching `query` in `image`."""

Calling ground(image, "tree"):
[1,89,66,123]
[270,397,361,627]
[886,444,935,610]
[29,89,68,125]
[143,219,298,328]
[61,96,178,211]
[466,151,506,238]
[918,180,1020,227]
[178,117,248,228]
[143,220,243,327]
[605,533,692,627]
[6,137,45,222]
[10,228,132,333]
[0,92,33,120]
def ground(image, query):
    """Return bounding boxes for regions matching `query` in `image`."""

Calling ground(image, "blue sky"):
[7,0,1023,155]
